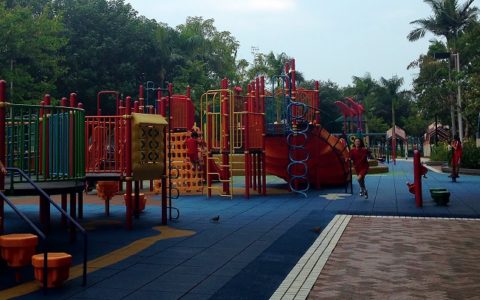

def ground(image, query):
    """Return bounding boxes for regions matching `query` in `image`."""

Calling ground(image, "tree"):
[346,74,378,134]
[0,2,67,103]
[172,17,239,105]
[410,41,454,130]
[54,0,173,114]
[408,0,479,137]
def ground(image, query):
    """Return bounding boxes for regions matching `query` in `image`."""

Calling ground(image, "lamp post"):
[433,52,457,138]
[433,51,463,142]
[452,52,463,142]
[391,97,396,165]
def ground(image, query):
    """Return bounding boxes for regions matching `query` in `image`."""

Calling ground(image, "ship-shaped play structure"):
[199,59,351,197]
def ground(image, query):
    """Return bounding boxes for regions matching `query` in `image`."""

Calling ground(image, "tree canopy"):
[1,0,480,139]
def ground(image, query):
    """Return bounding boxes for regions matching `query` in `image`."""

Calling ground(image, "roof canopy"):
[386,125,407,141]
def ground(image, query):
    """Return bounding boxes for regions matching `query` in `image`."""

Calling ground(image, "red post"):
[43,94,51,179]
[261,76,267,196]
[134,101,139,113]
[413,150,422,207]
[244,89,250,198]
[60,97,68,226]
[0,80,6,233]
[77,102,84,219]
[69,93,76,177]
[125,96,133,229]
[157,89,165,116]
[315,81,320,124]
[139,84,144,112]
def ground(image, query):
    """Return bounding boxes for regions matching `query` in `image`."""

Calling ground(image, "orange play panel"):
[32,252,72,288]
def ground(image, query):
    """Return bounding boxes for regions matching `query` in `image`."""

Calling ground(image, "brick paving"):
[308,216,480,299]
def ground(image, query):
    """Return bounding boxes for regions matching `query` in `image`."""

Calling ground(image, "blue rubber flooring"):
[2,160,479,299]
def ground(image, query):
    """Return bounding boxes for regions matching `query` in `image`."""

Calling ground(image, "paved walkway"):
[1,160,479,299]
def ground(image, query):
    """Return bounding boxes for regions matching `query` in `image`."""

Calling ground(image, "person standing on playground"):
[450,134,462,182]
[349,137,370,198]
[185,130,203,170]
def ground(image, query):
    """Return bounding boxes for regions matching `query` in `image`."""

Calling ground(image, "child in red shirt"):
[450,134,462,182]
[184,131,203,170]
[349,137,370,198]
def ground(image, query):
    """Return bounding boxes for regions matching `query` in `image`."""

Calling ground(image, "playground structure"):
[0,58,368,291]
[200,77,266,198]
[196,59,352,198]
[0,80,87,290]
[264,60,351,195]
[85,89,170,228]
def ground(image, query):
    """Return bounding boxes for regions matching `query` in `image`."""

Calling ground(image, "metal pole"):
[454,53,463,142]
[413,150,422,207]
[448,56,457,137]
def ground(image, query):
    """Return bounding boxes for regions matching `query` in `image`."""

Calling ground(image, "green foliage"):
[408,0,480,139]
[461,140,480,168]
[0,2,67,103]
[429,141,451,161]
[2,0,477,148]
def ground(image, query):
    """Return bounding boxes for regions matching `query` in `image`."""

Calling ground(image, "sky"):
[125,0,440,89]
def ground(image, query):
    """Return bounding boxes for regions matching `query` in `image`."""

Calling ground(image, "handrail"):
[6,167,87,286]
[0,190,49,291]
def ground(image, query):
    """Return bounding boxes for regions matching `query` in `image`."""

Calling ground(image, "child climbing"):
[348,137,370,199]
[184,130,204,171]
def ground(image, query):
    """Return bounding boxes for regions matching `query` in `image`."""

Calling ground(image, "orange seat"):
[0,233,38,268]
[32,252,72,288]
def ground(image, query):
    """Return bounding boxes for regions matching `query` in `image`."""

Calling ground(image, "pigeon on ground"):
[211,215,220,222]
[311,226,322,234]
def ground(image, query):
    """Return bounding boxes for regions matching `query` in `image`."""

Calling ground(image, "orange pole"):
[221,78,229,195]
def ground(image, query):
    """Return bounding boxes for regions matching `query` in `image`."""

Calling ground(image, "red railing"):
[295,88,319,123]
[85,116,125,174]
[246,113,264,149]
[158,93,194,131]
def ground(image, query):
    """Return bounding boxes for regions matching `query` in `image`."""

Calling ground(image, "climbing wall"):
[154,132,204,195]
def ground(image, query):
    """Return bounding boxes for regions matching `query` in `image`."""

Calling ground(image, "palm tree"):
[408,0,478,47]
[380,76,404,164]
[408,0,478,138]
[351,74,377,134]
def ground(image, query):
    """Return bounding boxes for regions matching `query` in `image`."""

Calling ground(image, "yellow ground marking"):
[0,226,195,299]
[82,219,123,230]
[319,193,351,201]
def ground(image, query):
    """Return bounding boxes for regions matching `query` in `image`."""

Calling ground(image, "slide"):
[265,126,350,188]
